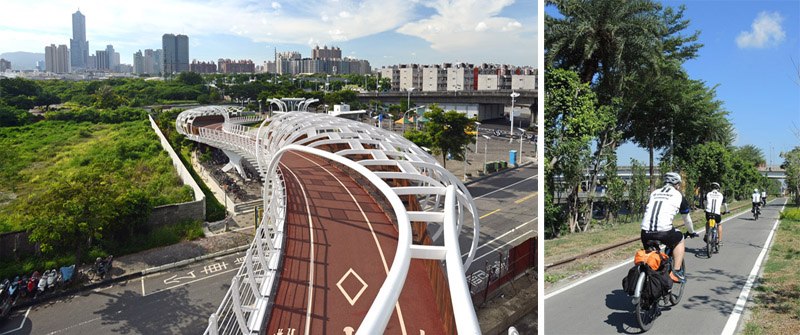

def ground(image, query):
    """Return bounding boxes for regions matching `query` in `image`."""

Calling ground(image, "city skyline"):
[0,0,537,69]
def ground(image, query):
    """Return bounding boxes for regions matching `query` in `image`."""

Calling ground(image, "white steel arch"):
[176,101,481,335]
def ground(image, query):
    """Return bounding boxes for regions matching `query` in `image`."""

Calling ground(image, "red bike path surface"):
[264,151,445,335]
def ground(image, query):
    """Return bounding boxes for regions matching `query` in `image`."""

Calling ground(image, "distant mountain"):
[0,51,45,70]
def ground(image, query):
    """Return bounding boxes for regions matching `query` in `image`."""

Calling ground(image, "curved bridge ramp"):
[175,101,481,335]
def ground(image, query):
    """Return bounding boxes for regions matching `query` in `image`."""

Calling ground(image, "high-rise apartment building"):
[45,44,71,73]
[0,59,11,72]
[105,45,116,71]
[190,60,217,73]
[162,34,189,73]
[311,45,342,60]
[95,50,108,70]
[133,50,144,74]
[218,59,254,74]
[69,10,89,71]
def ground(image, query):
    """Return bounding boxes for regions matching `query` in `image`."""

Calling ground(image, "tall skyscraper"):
[133,50,144,74]
[162,33,189,73]
[95,50,108,70]
[70,10,89,71]
[46,44,71,73]
[105,45,115,71]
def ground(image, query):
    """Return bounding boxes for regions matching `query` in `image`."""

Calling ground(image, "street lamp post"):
[406,87,416,129]
[482,135,490,175]
[475,121,481,153]
[509,92,520,143]
[518,129,525,166]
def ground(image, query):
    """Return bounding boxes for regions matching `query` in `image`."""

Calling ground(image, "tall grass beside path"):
[743,205,800,335]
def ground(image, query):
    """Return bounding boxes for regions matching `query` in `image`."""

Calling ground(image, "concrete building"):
[218,59,255,74]
[0,59,11,72]
[311,45,341,60]
[163,34,189,73]
[88,55,96,70]
[105,45,116,71]
[422,65,447,92]
[95,50,109,70]
[398,64,422,91]
[70,10,89,71]
[133,50,144,74]
[45,44,70,73]
[190,60,217,74]
[446,64,475,92]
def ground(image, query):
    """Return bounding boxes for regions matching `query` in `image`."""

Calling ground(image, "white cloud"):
[271,2,282,9]
[736,11,785,48]
[396,0,536,64]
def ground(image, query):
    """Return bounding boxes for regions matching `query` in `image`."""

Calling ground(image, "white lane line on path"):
[281,162,316,335]
[473,176,536,200]
[544,208,751,300]
[141,277,146,296]
[144,267,239,296]
[462,218,536,258]
[0,306,31,335]
[722,198,787,335]
[43,316,102,335]
[292,152,408,335]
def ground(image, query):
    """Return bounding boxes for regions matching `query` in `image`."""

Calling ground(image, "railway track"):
[544,203,752,270]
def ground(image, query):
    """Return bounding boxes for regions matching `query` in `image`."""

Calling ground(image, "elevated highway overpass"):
[357,90,537,121]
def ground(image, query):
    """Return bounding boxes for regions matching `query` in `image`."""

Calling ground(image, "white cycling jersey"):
[641,185,690,232]
[705,190,725,214]
[752,192,761,203]
[761,191,767,199]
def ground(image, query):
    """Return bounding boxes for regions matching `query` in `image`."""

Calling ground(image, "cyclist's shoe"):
[703,234,708,243]
[670,269,685,283]
[718,241,724,247]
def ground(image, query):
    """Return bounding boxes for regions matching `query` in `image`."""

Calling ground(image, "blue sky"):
[0,0,537,68]
[547,0,800,168]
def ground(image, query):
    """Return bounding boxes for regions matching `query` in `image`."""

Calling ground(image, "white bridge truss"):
[175,99,481,335]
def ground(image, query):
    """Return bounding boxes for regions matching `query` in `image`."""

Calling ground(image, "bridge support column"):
[222,150,246,178]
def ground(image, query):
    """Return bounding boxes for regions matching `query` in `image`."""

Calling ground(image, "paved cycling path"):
[265,151,444,335]
[544,197,788,334]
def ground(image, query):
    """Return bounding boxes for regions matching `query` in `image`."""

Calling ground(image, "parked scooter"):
[27,271,39,297]
[1,279,12,320]
[38,269,57,294]
[59,265,75,288]
[9,276,21,299]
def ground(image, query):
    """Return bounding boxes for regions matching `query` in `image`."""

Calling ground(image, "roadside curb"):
[464,160,536,186]
[10,244,249,311]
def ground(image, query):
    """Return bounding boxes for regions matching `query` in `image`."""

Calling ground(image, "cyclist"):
[751,188,761,215]
[761,189,767,207]
[641,172,698,283]
[704,182,729,246]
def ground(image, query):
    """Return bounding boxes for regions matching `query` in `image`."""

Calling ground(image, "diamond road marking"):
[335,268,368,306]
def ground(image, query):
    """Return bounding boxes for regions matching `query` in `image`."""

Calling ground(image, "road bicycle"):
[753,204,760,220]
[705,217,719,258]
[632,236,692,331]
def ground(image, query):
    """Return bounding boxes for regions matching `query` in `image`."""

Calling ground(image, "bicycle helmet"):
[663,172,681,186]
[711,182,720,190]
[754,188,758,192]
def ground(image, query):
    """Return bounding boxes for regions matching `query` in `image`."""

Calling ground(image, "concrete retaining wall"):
[0,230,36,259]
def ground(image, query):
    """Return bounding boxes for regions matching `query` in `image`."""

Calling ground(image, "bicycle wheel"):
[706,228,713,259]
[669,258,686,306]
[636,294,659,332]
[713,227,720,254]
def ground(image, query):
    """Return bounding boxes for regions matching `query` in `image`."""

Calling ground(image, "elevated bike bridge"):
[175,100,481,334]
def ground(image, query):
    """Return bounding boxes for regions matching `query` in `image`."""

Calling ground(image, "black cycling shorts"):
[641,228,683,250]
[705,212,722,225]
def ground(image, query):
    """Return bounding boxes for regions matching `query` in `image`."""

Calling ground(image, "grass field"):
[0,119,193,232]
[743,204,800,335]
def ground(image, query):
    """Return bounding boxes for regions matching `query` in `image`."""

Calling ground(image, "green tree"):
[781,147,800,206]
[629,159,649,221]
[545,68,603,234]
[23,172,119,266]
[93,85,128,109]
[418,104,475,169]
[176,72,204,86]
[733,145,765,166]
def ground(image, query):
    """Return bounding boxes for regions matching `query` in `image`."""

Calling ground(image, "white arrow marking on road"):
[163,271,196,285]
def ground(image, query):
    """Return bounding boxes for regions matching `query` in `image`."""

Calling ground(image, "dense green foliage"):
[782,147,800,206]
[403,104,475,169]
[0,120,193,231]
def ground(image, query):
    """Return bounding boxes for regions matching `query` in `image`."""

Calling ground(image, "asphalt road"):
[544,197,788,334]
[0,252,245,335]
[0,164,537,335]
